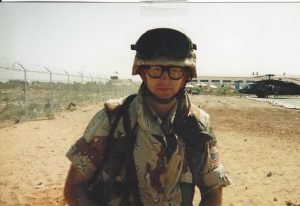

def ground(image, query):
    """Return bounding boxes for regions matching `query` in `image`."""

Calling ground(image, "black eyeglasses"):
[146,65,185,80]
[131,28,197,60]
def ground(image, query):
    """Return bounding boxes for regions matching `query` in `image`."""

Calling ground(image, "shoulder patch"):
[210,145,220,169]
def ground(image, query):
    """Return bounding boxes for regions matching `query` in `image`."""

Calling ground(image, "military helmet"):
[131,28,197,78]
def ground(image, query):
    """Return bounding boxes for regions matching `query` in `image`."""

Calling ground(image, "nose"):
[160,70,170,80]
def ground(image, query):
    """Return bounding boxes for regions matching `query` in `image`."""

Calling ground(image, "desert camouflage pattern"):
[66,87,231,205]
[132,51,197,78]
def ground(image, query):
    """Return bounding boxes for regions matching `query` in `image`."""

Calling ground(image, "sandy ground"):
[0,95,299,206]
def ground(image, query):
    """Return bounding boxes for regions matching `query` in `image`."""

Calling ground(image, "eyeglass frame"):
[143,65,189,80]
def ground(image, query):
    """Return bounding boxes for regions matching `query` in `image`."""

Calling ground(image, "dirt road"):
[0,95,299,206]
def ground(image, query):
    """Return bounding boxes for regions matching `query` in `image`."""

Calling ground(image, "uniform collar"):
[135,85,190,136]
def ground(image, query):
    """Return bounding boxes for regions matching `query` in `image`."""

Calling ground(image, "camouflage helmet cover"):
[131,28,197,78]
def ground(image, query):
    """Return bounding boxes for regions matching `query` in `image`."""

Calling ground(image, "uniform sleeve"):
[82,108,111,143]
[196,126,232,195]
[66,109,111,179]
[190,106,231,195]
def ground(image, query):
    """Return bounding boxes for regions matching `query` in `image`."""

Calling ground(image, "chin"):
[157,94,174,99]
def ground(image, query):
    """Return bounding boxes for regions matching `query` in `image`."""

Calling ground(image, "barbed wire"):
[0,59,140,121]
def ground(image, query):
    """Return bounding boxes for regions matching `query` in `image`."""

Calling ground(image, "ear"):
[138,68,147,83]
[181,73,190,88]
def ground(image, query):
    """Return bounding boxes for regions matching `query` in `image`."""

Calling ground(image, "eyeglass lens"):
[147,66,184,80]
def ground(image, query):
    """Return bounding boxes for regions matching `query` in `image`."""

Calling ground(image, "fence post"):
[17,62,28,117]
[78,72,84,99]
[64,70,70,93]
[44,67,53,105]
[78,72,83,84]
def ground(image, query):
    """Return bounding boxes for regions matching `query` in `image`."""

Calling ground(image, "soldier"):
[64,28,231,206]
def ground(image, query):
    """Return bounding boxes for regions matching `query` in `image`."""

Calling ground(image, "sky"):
[0,1,300,81]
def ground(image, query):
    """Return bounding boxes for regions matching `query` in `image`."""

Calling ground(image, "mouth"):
[157,87,172,91]
[156,87,174,96]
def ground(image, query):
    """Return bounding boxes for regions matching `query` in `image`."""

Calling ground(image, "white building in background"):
[192,75,300,87]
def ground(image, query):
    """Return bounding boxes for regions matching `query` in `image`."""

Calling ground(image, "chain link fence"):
[0,62,141,122]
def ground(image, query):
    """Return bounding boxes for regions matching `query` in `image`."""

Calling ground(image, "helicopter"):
[239,74,300,98]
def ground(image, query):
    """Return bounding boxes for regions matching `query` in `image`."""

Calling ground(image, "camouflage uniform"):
[66,86,231,205]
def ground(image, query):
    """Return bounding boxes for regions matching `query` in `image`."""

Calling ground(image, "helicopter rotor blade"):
[281,77,300,83]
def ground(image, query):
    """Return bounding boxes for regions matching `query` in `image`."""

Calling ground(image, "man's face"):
[142,65,186,99]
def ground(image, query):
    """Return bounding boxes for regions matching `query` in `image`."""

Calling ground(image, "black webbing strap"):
[122,97,143,206]
[107,94,142,205]
[108,94,136,137]
[88,94,139,205]
[105,94,137,159]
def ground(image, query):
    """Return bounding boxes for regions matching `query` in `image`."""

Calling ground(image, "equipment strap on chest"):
[89,94,142,205]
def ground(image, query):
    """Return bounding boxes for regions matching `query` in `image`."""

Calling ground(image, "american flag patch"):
[210,146,220,169]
